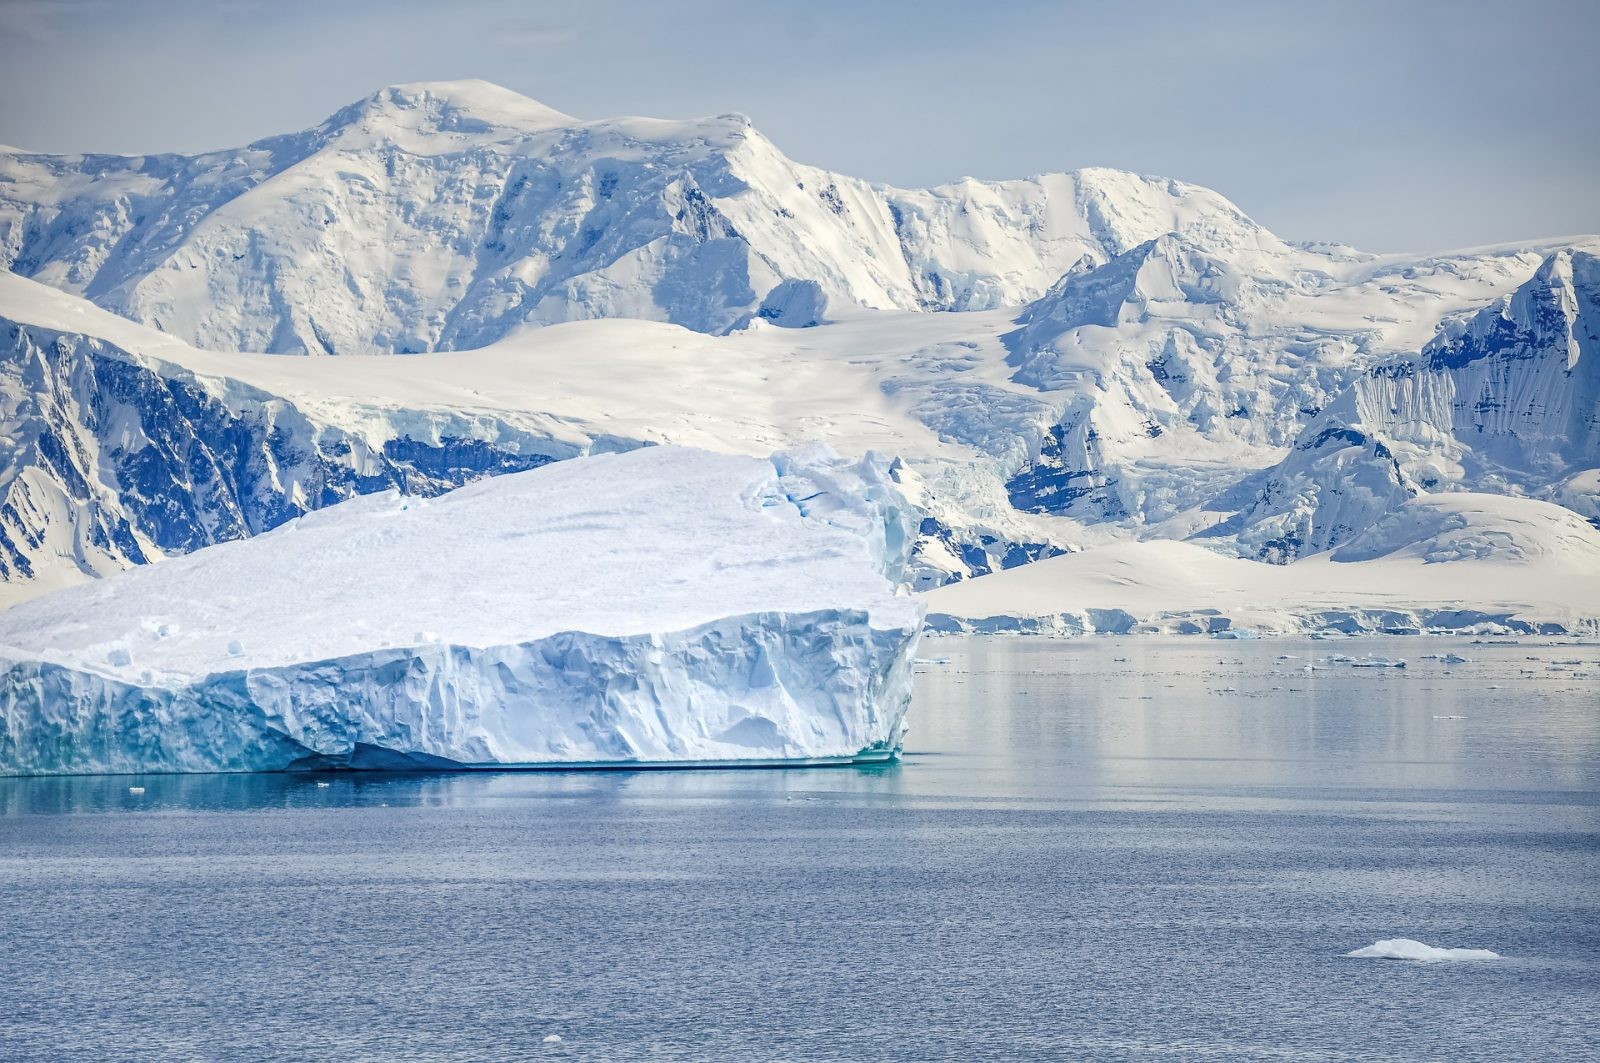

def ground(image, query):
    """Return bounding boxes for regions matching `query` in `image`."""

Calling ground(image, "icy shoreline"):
[924,610,1594,639]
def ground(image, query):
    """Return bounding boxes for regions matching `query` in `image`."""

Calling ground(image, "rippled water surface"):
[2,637,1597,1060]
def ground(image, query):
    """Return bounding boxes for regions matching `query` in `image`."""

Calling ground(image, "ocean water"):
[1,636,1597,1061]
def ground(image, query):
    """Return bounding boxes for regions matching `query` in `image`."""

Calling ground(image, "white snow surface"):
[1345,939,1500,962]
[1,80,1596,622]
[923,493,1600,637]
[0,445,925,775]
[0,80,1270,353]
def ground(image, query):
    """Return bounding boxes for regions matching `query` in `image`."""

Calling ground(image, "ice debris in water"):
[1346,938,1499,962]
[0,446,924,775]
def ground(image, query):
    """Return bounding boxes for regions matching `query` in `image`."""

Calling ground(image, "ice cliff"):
[0,445,925,775]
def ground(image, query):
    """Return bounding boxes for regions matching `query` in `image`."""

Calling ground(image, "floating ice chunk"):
[1421,652,1471,664]
[542,1035,563,1045]
[1350,655,1406,668]
[915,656,952,665]
[0,446,924,775]
[1432,715,1468,720]
[128,786,145,795]
[1346,938,1499,962]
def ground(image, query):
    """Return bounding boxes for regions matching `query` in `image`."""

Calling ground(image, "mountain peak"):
[314,80,577,148]
[1425,248,1597,372]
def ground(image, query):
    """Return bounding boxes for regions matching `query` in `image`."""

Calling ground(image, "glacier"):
[0,445,925,775]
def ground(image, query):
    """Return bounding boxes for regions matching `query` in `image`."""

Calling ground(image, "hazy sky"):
[3,0,1597,252]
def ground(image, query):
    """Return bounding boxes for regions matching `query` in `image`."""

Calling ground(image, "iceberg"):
[1345,938,1500,962]
[0,445,925,776]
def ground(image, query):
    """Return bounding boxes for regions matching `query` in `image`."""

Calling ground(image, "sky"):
[2,0,1597,252]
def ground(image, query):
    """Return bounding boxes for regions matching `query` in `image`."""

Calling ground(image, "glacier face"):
[0,445,925,775]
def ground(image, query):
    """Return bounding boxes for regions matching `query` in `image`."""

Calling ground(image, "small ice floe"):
[542,1034,563,1044]
[1346,938,1499,962]
[1432,715,1468,720]
[316,781,331,788]
[128,786,145,795]
[915,656,952,665]
[1277,654,1297,660]
[1350,655,1406,669]
[1421,652,1471,664]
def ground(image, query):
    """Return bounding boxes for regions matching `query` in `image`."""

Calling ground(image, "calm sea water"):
[2,637,1597,1061]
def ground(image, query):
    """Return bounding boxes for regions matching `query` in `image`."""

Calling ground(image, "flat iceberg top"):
[0,445,921,680]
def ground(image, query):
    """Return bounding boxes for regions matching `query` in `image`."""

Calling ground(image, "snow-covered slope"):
[0,445,925,775]
[0,81,1282,354]
[0,272,609,603]
[923,494,1600,637]
[0,269,1078,605]
[999,231,1593,530]
[1233,249,1600,559]
[1,80,1596,621]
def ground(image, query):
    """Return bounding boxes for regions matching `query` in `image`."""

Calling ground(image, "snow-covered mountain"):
[1,80,1596,615]
[1233,249,1600,560]
[0,80,1263,355]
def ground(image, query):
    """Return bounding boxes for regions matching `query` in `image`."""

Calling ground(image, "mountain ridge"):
[0,81,1596,613]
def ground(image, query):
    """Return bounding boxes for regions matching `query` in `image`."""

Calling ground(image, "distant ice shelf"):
[921,496,1600,638]
[0,445,925,776]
